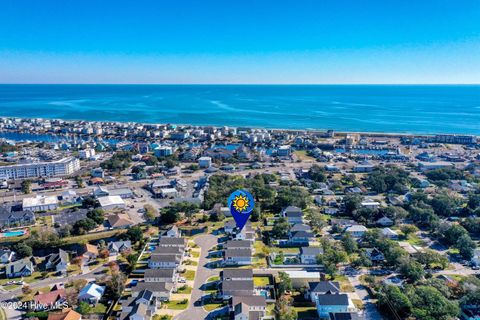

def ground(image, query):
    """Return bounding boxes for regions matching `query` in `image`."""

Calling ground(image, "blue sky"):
[0,0,479,84]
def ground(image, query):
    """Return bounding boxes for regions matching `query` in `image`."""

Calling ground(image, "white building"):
[0,157,80,179]
[22,195,59,212]
[198,156,212,168]
[98,195,126,210]
[79,148,96,160]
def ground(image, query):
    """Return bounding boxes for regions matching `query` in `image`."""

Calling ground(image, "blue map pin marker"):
[228,189,254,231]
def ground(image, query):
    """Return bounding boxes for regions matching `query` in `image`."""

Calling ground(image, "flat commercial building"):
[0,157,80,179]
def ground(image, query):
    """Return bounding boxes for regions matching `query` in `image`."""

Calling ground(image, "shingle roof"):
[222,268,253,280]
[316,293,349,306]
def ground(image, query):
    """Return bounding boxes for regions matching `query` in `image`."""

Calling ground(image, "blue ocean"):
[0,85,479,135]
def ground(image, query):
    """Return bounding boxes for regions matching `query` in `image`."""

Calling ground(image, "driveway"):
[174,234,219,320]
[348,273,384,320]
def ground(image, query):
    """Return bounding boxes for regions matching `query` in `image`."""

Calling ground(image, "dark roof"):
[158,237,186,246]
[222,268,253,280]
[224,240,251,249]
[222,280,254,291]
[231,295,266,308]
[283,206,302,214]
[329,312,362,320]
[291,231,314,238]
[136,289,154,302]
[300,247,323,255]
[152,246,184,255]
[132,282,173,293]
[52,208,88,226]
[224,248,252,258]
[144,268,175,279]
[150,254,181,263]
[317,293,349,306]
[290,223,312,232]
[309,281,340,293]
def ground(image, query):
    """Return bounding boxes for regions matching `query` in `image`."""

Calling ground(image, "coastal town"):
[0,116,479,320]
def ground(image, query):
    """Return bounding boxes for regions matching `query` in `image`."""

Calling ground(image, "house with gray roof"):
[6,258,34,278]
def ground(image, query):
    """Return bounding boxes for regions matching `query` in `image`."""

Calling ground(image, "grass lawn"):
[62,229,127,245]
[177,285,192,294]
[339,280,354,292]
[253,276,270,287]
[203,303,225,311]
[207,276,220,282]
[0,307,6,320]
[153,315,172,320]
[90,303,108,314]
[184,270,196,281]
[294,306,318,319]
[164,300,189,310]
[406,234,425,246]
[191,251,200,258]
[294,150,315,161]
[352,299,364,310]
[184,260,198,266]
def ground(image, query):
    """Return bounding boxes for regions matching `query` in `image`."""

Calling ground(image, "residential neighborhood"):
[0,117,479,320]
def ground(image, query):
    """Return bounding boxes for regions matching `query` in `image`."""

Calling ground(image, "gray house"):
[6,258,34,278]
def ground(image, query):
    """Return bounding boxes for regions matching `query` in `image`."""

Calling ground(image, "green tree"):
[410,286,460,320]
[21,180,32,194]
[143,204,157,221]
[377,285,412,318]
[341,233,358,254]
[343,194,362,215]
[272,217,290,238]
[77,301,92,315]
[430,194,458,217]
[399,258,425,282]
[87,208,104,225]
[277,272,293,296]
[456,234,476,260]
[308,165,327,182]
[125,226,143,243]
[14,242,33,258]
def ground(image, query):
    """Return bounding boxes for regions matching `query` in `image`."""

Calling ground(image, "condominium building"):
[0,157,80,179]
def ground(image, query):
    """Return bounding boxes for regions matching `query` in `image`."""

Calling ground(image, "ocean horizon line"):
[1,83,480,86]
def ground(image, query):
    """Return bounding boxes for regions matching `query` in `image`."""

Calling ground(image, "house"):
[164,225,180,238]
[224,220,237,234]
[289,231,314,246]
[107,213,134,229]
[284,270,322,288]
[148,254,181,269]
[376,216,394,227]
[308,281,340,303]
[99,196,126,211]
[47,308,82,320]
[131,281,174,301]
[231,296,267,320]
[78,282,105,304]
[0,249,15,264]
[45,249,69,274]
[316,293,354,319]
[91,167,105,178]
[290,223,312,235]
[144,268,176,283]
[61,190,78,205]
[121,302,150,320]
[151,246,184,256]
[300,247,323,264]
[234,225,255,242]
[82,243,98,261]
[0,206,36,228]
[344,225,367,238]
[6,258,34,278]
[282,206,304,224]
[360,199,380,210]
[198,156,212,168]
[107,240,132,255]
[158,237,187,249]
[233,297,267,320]
[223,248,252,266]
[365,248,385,263]
[381,227,398,239]
[224,240,252,251]
[33,285,66,310]
[221,280,254,299]
[22,195,58,212]
[222,268,253,281]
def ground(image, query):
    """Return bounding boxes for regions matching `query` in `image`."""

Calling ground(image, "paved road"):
[348,273,384,320]
[174,234,219,320]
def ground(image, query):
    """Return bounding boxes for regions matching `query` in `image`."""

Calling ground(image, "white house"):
[98,195,126,210]
[78,282,105,304]
[344,225,368,238]
[471,248,480,267]
[198,156,212,168]
[361,199,380,210]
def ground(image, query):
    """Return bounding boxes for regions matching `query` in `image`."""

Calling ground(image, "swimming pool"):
[1,230,26,237]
